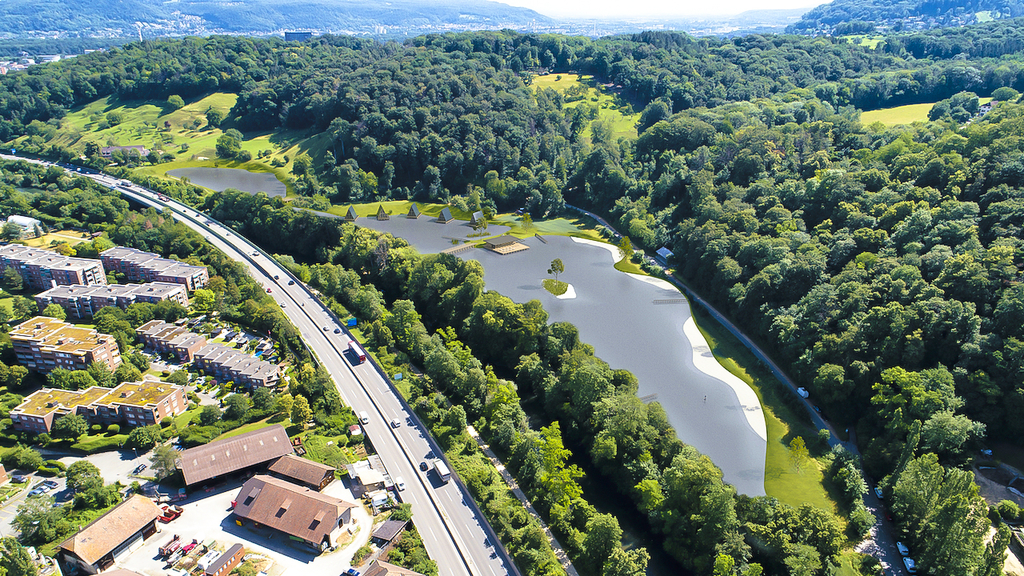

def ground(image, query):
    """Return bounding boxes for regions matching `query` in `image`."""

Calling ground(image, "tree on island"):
[548,258,564,281]
[521,212,533,229]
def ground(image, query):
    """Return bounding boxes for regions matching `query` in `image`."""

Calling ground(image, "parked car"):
[11,474,27,483]
[897,542,909,556]
[43,479,58,488]
[134,464,147,474]
[796,387,809,398]
[874,486,884,499]
[902,557,917,574]
[343,569,361,576]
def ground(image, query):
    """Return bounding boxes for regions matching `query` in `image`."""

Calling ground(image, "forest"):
[3,20,1024,576]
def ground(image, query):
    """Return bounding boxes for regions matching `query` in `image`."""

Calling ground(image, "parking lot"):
[115,477,372,576]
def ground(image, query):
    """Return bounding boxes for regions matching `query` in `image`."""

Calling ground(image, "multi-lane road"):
[1,155,516,576]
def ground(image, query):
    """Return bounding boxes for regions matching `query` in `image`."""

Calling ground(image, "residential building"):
[135,320,208,362]
[9,379,186,433]
[100,146,149,160]
[232,475,356,551]
[177,424,294,488]
[100,247,209,292]
[284,31,313,41]
[4,215,41,237]
[363,560,425,576]
[204,544,244,576]
[10,316,121,373]
[655,247,673,266]
[345,461,385,497]
[35,282,188,319]
[0,463,8,484]
[193,342,281,389]
[0,244,107,290]
[58,494,162,574]
[370,520,408,546]
[268,454,335,491]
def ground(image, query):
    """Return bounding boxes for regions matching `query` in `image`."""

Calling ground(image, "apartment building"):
[136,319,207,362]
[35,282,188,319]
[9,378,186,433]
[10,316,121,373]
[0,244,107,290]
[193,342,281,389]
[100,247,209,292]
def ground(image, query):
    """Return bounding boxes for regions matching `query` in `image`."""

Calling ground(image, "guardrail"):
[109,176,519,576]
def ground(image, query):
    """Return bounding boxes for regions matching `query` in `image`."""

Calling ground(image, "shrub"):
[44,459,66,471]
[998,500,1020,521]
[160,417,173,428]
[36,464,61,476]
[107,424,120,434]
[90,424,102,432]
[352,545,373,565]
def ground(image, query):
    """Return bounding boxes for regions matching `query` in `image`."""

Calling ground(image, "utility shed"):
[345,206,358,222]
[376,205,389,221]
[469,211,485,226]
[437,207,454,224]
[268,454,335,491]
[177,424,293,487]
[407,204,420,219]
[204,543,244,576]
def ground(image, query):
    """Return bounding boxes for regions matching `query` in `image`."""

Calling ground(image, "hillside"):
[0,0,554,39]
[789,0,1024,34]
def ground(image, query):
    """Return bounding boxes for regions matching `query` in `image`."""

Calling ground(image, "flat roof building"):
[10,316,121,374]
[100,247,209,292]
[36,282,188,319]
[58,494,162,574]
[232,475,356,552]
[5,215,41,237]
[177,424,294,488]
[9,379,186,433]
[483,235,529,255]
[0,244,107,290]
[204,544,244,576]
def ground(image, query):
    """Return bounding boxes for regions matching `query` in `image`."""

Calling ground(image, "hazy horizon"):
[498,0,828,19]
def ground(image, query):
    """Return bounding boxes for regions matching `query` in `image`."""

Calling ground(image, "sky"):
[497,0,828,18]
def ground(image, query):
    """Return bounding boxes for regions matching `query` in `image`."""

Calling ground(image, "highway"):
[2,155,517,576]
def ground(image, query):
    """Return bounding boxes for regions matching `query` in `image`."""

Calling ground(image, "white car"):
[796,387,809,398]
[903,557,917,574]
[395,476,406,491]
[390,418,402,429]
[897,541,909,556]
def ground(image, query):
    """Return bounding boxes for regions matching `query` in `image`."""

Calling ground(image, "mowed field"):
[862,97,994,126]
[24,92,335,196]
[532,73,640,142]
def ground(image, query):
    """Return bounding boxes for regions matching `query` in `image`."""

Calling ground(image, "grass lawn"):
[613,257,646,276]
[22,230,91,248]
[690,305,835,512]
[210,416,278,442]
[862,97,994,126]
[27,91,329,197]
[532,73,640,142]
[70,432,129,453]
[0,296,13,316]
[542,279,568,295]
[841,35,884,49]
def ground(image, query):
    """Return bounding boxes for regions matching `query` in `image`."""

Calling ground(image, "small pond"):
[357,216,768,496]
[168,167,287,197]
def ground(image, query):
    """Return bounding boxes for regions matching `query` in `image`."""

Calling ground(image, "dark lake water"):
[168,167,287,197]
[357,217,768,496]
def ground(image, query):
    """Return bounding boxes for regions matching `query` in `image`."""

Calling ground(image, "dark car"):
[43,479,58,488]
[334,328,341,334]
[288,280,295,285]
[419,461,429,471]
[134,464,147,474]
[274,275,280,280]
[11,474,28,483]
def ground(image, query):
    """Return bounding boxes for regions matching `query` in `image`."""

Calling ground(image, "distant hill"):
[0,0,555,39]
[788,0,1024,34]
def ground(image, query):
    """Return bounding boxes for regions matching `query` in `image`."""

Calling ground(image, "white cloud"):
[499,0,827,19]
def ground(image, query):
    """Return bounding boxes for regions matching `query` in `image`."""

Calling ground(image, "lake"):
[357,216,768,497]
[168,167,287,197]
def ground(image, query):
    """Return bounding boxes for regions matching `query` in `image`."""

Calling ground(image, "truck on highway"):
[434,459,451,484]
[348,340,367,364]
